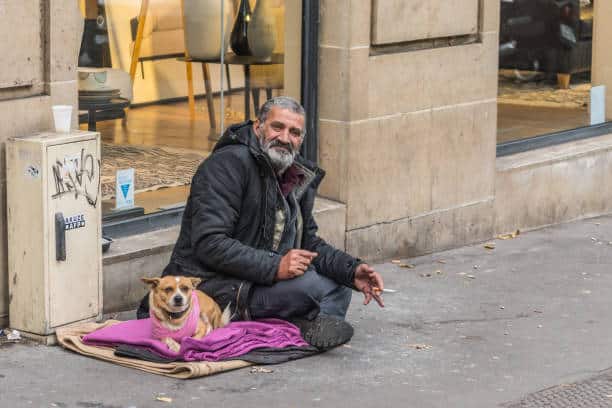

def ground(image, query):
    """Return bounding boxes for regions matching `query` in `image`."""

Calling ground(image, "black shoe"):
[290,316,354,350]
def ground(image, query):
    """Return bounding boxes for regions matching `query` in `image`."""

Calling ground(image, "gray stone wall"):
[0,0,82,326]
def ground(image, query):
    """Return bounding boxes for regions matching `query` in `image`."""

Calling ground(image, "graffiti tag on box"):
[51,148,100,208]
[64,214,86,230]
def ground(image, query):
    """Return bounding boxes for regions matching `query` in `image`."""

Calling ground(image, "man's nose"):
[276,128,290,143]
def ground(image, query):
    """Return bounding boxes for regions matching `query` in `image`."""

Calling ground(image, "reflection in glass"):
[497,0,594,144]
[77,0,292,216]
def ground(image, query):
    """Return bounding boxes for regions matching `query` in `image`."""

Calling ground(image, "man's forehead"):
[267,106,305,123]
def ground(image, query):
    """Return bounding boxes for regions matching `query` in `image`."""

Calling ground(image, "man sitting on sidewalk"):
[138,96,384,349]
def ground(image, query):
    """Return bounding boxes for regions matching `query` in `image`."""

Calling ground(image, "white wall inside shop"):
[102,0,301,106]
[104,0,244,105]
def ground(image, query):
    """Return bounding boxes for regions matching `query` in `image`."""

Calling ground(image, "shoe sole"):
[301,318,354,350]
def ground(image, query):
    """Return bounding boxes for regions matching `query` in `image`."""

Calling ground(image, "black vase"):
[79,18,112,67]
[230,0,252,56]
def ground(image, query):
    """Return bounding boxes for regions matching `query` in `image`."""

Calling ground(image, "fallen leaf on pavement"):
[391,260,401,264]
[407,343,432,350]
[399,263,415,269]
[498,230,520,240]
[484,243,496,250]
[156,396,173,403]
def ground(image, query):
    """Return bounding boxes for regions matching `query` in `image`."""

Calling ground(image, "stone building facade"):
[1,1,612,324]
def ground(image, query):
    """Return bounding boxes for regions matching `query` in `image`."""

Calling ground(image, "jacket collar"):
[213,120,325,199]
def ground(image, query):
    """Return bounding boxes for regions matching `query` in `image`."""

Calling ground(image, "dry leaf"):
[484,243,496,250]
[407,343,432,350]
[391,259,401,264]
[156,396,173,403]
[399,263,415,269]
[498,230,520,240]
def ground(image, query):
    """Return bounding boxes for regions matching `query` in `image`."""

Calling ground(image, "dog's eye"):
[163,287,173,294]
[180,286,189,292]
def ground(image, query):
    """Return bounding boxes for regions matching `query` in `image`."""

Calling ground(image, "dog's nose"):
[172,295,183,306]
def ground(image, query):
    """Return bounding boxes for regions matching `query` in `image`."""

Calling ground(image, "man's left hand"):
[353,264,385,307]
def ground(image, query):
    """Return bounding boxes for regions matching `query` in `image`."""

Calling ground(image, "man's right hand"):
[276,249,318,280]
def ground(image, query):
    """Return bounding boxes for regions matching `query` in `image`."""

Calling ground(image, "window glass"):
[77,0,298,217]
[497,0,597,144]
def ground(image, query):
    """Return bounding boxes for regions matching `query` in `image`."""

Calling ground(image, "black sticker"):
[64,214,86,231]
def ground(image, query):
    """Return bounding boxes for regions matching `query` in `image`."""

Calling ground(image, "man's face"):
[254,106,305,173]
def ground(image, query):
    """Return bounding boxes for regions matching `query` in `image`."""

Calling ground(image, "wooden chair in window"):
[128,0,231,125]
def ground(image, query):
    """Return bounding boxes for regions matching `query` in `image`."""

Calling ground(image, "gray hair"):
[257,96,306,137]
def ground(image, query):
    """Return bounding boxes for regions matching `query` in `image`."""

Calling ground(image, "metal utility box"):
[7,131,103,339]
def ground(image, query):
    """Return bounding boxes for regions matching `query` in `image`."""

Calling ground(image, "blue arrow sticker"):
[121,183,130,199]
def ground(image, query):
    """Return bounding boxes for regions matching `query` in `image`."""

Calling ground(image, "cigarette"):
[373,287,395,294]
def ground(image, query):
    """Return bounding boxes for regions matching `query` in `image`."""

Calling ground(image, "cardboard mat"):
[56,320,252,379]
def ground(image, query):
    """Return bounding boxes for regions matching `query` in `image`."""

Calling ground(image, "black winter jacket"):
[162,121,361,320]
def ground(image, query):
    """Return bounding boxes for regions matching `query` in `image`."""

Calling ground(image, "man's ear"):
[189,277,202,288]
[141,277,161,288]
[253,119,261,135]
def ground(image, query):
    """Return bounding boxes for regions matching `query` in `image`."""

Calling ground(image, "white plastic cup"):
[52,105,72,133]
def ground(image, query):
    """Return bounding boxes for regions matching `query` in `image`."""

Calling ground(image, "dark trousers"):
[248,269,352,321]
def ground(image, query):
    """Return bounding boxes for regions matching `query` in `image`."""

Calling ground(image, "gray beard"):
[259,137,297,174]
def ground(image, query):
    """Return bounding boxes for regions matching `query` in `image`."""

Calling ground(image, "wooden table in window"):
[78,97,130,131]
[179,53,284,124]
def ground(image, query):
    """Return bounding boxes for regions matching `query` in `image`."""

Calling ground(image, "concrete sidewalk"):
[3,215,612,407]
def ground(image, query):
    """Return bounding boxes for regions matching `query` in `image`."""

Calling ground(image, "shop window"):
[497,0,605,148]
[77,0,300,218]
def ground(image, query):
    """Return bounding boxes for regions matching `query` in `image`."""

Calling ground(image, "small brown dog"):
[142,276,230,352]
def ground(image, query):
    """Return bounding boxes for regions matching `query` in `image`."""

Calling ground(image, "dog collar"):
[166,308,189,320]
[150,292,201,343]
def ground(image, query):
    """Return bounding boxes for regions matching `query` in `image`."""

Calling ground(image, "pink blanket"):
[83,318,307,362]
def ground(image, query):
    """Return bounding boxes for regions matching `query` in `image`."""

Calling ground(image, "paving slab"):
[2,215,612,407]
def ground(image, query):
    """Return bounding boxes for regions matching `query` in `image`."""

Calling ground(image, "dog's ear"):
[189,277,202,288]
[141,277,161,288]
